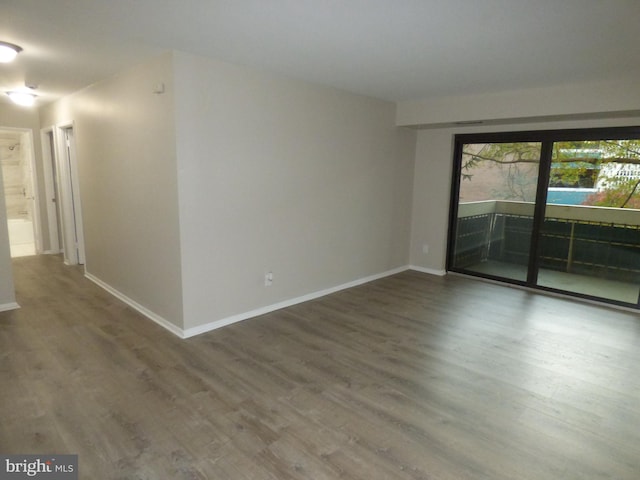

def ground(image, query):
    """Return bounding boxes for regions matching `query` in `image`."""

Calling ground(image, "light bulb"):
[0,42,22,63]
[7,91,36,107]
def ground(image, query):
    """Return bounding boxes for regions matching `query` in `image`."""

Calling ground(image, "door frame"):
[40,127,62,254]
[44,122,86,265]
[0,126,42,254]
[447,125,640,308]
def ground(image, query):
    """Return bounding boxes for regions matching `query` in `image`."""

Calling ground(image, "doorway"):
[0,128,40,257]
[41,129,63,254]
[40,124,85,266]
[60,126,85,265]
[448,126,640,308]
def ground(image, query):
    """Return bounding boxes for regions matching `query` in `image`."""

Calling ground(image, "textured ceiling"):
[1,0,639,105]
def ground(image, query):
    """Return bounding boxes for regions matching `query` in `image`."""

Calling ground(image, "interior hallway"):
[1,255,639,479]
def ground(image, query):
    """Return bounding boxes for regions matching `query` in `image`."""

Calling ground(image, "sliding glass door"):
[450,141,542,282]
[448,127,640,308]
[537,139,640,303]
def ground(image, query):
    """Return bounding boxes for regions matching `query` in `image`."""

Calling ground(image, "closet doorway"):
[41,124,85,265]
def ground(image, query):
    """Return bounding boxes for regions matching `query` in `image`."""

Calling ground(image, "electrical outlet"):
[422,244,429,254]
[264,271,273,287]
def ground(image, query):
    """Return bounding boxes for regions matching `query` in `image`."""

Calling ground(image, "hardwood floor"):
[1,255,639,479]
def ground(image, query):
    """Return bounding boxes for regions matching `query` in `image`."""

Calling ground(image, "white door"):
[56,125,85,265]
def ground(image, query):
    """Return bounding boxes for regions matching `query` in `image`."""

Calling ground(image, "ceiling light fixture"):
[6,91,37,107]
[0,41,22,63]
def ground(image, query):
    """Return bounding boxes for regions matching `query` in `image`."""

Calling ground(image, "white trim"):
[40,127,61,253]
[183,265,411,338]
[409,265,447,276]
[53,122,86,266]
[52,125,71,264]
[21,130,43,254]
[85,266,414,339]
[0,302,20,312]
[63,127,86,264]
[84,272,185,338]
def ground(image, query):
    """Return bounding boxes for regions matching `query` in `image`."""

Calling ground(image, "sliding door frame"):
[447,125,640,307]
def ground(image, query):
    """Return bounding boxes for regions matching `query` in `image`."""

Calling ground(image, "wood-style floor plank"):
[1,254,639,479]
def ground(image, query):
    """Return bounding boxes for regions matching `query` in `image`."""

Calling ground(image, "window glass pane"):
[452,142,542,282]
[538,140,640,304]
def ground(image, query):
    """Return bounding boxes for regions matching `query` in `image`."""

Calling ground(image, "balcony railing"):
[455,201,640,282]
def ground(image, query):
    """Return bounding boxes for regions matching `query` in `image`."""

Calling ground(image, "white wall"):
[173,51,416,331]
[32,50,416,336]
[397,77,640,127]
[39,53,185,329]
[409,116,640,273]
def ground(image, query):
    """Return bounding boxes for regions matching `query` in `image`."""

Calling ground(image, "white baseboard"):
[0,302,20,312]
[182,265,411,338]
[409,265,447,276]
[84,272,185,338]
[85,265,413,339]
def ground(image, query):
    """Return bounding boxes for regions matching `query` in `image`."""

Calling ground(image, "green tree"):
[462,139,640,207]
[584,180,640,209]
